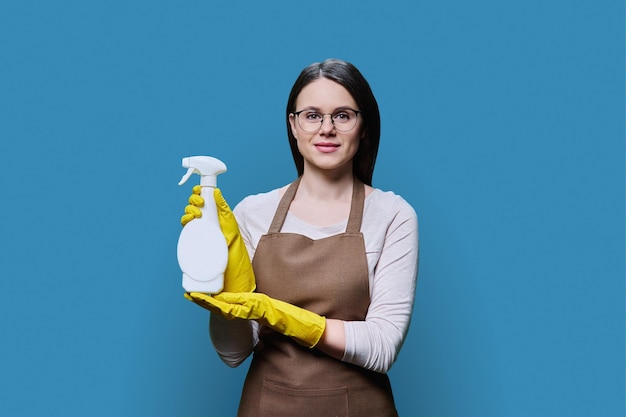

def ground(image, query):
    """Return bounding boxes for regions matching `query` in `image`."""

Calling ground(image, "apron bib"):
[237,177,398,417]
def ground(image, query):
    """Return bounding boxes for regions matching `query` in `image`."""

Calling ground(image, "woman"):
[184,58,419,416]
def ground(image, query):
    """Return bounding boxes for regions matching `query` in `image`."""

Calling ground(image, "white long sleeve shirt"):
[209,185,419,373]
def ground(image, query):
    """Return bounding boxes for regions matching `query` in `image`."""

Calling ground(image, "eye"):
[302,111,322,121]
[333,111,352,122]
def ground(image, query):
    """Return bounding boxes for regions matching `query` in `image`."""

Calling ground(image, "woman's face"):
[289,77,363,178]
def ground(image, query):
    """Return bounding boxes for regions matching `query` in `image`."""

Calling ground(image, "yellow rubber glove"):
[180,186,255,292]
[184,292,326,348]
[180,185,204,226]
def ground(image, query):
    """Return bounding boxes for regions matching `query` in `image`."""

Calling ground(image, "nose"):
[319,113,335,133]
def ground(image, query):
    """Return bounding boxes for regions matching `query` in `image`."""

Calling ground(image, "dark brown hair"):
[286,59,381,186]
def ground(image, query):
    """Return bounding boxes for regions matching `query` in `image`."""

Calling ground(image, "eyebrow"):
[298,106,356,112]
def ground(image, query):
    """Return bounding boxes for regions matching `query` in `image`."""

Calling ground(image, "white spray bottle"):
[177,156,228,293]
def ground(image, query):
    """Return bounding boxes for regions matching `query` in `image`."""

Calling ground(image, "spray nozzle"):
[178,156,227,187]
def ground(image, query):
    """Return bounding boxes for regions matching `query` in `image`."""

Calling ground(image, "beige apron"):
[237,177,398,417]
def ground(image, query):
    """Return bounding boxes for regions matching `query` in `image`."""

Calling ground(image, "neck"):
[298,171,354,202]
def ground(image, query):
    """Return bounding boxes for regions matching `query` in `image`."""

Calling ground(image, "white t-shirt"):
[210,185,419,373]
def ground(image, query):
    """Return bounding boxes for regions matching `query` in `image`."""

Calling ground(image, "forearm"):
[315,319,345,359]
[318,317,406,374]
[342,318,406,373]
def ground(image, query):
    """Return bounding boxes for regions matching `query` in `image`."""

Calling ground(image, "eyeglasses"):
[291,108,361,133]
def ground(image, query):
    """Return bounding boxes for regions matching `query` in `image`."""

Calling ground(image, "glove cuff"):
[289,315,326,348]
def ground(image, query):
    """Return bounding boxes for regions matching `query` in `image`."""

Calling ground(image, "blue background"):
[1,1,623,416]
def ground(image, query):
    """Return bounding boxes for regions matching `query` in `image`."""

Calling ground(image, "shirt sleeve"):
[207,194,271,367]
[209,314,258,368]
[342,194,419,373]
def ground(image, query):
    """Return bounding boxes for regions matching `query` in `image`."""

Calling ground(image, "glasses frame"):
[291,108,361,133]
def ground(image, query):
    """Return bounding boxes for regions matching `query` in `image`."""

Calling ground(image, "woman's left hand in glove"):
[180,186,255,293]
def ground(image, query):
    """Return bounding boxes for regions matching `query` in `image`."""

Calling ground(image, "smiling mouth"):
[315,143,340,153]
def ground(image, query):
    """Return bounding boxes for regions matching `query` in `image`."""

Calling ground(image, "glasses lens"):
[296,110,359,132]
[332,109,358,132]
[297,110,323,132]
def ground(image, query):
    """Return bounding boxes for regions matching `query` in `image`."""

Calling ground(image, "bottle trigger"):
[178,167,195,186]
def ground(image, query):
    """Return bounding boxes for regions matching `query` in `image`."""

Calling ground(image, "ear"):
[288,113,298,139]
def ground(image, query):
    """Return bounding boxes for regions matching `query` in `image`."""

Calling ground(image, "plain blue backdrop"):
[1,1,623,416]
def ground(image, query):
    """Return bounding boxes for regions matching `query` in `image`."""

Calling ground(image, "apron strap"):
[267,176,365,234]
[346,176,364,234]
[268,177,302,233]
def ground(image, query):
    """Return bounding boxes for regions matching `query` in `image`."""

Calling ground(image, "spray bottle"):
[177,156,228,293]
